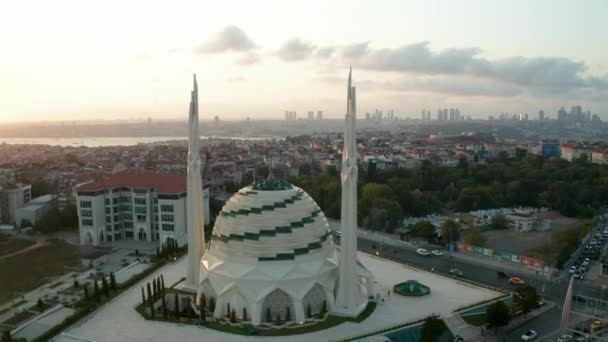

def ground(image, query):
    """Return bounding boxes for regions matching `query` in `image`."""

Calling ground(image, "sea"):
[0,136,280,147]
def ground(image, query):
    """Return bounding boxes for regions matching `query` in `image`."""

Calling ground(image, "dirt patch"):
[0,238,36,257]
[481,211,583,257]
[0,241,48,260]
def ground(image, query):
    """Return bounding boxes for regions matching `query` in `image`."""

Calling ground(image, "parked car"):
[450,268,464,277]
[431,249,445,256]
[416,248,430,256]
[497,271,511,279]
[509,277,525,285]
[557,334,572,342]
[521,330,538,341]
[591,320,605,332]
[569,266,577,274]
[574,271,584,280]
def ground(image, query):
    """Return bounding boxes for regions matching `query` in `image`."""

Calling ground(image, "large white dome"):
[197,179,340,325]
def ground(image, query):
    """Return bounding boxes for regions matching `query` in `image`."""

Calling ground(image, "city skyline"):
[1,0,608,123]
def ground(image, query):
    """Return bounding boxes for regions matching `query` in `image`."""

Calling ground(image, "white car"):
[450,268,464,277]
[431,249,445,256]
[521,330,538,340]
[416,248,430,256]
[557,334,572,342]
[569,266,577,274]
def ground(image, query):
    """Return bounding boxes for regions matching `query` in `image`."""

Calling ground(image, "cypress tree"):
[230,309,236,323]
[162,294,167,319]
[199,298,206,322]
[200,294,207,310]
[101,276,109,296]
[286,307,291,321]
[160,275,165,292]
[226,303,231,318]
[84,284,89,300]
[94,280,100,302]
[242,307,247,321]
[156,246,160,258]
[174,294,180,319]
[141,286,145,304]
[149,296,155,317]
[321,300,327,314]
[266,308,271,322]
[110,273,116,291]
[307,304,312,318]
[152,279,157,298]
[146,282,152,304]
[37,298,43,310]
[209,297,215,312]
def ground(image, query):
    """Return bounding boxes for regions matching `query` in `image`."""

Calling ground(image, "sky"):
[1,0,607,122]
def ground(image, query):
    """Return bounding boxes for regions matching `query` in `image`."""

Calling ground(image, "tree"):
[515,285,539,318]
[463,227,487,246]
[37,298,43,310]
[487,301,510,331]
[1,331,13,342]
[409,221,436,240]
[230,309,236,323]
[285,307,291,321]
[266,308,272,322]
[73,279,79,288]
[94,280,100,302]
[420,316,445,342]
[307,304,312,318]
[101,276,109,296]
[141,286,145,304]
[321,300,327,315]
[208,297,216,313]
[490,213,510,230]
[31,178,50,198]
[226,303,231,318]
[174,294,180,319]
[84,284,89,300]
[162,294,168,319]
[441,219,460,243]
[242,307,247,321]
[199,298,206,322]
[160,275,165,292]
[109,273,116,291]
[146,283,152,305]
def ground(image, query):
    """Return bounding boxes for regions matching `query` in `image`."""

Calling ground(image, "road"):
[344,236,608,341]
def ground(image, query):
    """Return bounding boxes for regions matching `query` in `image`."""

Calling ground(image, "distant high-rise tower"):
[539,110,545,121]
[308,111,314,120]
[421,110,426,121]
[317,110,323,120]
[285,110,289,121]
[449,108,455,121]
[557,107,567,122]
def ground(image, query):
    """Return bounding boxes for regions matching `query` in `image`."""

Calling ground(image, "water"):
[0,136,280,147]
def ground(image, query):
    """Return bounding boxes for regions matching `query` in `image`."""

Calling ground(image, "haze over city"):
[1,0,608,122]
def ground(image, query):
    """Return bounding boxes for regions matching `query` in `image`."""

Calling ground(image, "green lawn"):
[2,310,36,325]
[0,239,80,305]
[0,238,35,257]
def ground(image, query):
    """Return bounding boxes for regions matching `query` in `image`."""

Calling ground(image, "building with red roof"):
[75,171,209,247]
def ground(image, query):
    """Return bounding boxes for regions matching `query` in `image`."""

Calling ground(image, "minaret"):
[185,74,205,290]
[334,68,367,316]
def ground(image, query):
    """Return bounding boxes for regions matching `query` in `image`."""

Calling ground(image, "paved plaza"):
[59,252,502,342]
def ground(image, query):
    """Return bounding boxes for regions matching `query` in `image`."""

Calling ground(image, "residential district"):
[1,116,608,342]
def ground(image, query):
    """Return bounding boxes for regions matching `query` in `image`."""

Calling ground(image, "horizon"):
[1,0,607,122]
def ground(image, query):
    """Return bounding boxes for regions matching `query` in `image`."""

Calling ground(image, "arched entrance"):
[98,231,105,243]
[138,228,147,241]
[303,283,327,317]
[83,231,93,245]
[261,288,294,323]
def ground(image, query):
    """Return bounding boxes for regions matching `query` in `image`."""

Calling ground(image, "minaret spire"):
[185,73,205,290]
[334,68,368,316]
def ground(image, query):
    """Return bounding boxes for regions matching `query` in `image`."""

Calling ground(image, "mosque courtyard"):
[57,251,502,342]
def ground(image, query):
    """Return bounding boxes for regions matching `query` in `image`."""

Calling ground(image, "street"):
[350,236,608,341]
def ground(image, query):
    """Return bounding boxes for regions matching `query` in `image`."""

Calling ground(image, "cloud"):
[227,76,247,83]
[235,52,260,65]
[277,38,316,61]
[315,47,334,58]
[196,26,256,54]
[341,42,370,59]
[341,41,608,94]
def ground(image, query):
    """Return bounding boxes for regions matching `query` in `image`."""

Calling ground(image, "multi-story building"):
[15,194,57,227]
[0,183,32,225]
[75,171,209,247]
[539,140,560,157]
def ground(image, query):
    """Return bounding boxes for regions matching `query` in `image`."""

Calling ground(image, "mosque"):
[183,70,374,326]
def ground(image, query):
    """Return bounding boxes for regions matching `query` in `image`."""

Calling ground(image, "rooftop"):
[76,171,186,194]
